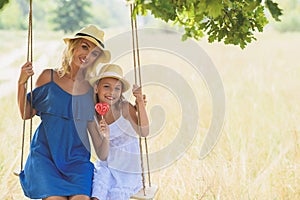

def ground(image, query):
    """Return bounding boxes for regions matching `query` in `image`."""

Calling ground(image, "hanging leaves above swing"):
[127,0,283,49]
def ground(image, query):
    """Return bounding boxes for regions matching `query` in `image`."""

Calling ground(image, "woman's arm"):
[87,118,110,161]
[17,62,36,119]
[18,64,53,120]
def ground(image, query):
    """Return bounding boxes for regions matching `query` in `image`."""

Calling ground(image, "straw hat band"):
[75,32,105,48]
[63,25,111,63]
[89,64,130,92]
[100,71,124,79]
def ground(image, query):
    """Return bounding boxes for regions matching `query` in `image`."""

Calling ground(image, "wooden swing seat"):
[13,167,21,176]
[13,171,20,176]
[131,184,158,200]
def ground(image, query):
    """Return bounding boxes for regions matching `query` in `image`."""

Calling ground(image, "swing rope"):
[130,3,152,196]
[20,0,33,174]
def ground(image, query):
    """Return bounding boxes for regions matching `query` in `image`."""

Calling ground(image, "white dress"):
[92,114,142,200]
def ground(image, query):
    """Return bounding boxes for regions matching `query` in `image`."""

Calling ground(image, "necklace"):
[65,74,75,82]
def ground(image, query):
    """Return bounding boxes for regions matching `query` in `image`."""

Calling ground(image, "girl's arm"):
[87,118,110,161]
[128,85,149,137]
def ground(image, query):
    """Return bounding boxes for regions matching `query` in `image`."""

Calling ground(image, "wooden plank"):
[131,184,158,200]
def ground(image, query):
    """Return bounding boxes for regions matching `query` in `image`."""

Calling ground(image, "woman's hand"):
[19,61,34,85]
[98,118,110,139]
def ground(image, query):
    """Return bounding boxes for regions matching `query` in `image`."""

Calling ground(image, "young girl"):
[89,64,149,200]
[18,24,110,200]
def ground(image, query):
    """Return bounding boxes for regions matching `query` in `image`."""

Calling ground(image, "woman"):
[17,24,110,200]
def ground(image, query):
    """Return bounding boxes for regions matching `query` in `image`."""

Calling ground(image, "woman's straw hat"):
[63,24,111,63]
[89,64,130,92]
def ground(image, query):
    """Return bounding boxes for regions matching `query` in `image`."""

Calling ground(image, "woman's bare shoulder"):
[35,68,54,88]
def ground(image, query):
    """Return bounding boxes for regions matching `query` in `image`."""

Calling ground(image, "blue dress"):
[19,70,95,199]
[92,114,142,200]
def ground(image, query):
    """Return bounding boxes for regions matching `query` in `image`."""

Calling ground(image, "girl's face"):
[95,77,123,105]
[72,39,102,68]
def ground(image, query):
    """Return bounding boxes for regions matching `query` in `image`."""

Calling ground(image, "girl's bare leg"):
[43,196,67,200]
[69,195,91,200]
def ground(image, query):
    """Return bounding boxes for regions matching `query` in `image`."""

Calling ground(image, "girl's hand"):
[98,118,110,139]
[19,61,34,85]
[132,84,147,106]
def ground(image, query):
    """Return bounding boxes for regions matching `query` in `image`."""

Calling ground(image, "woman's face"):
[72,39,102,68]
[95,77,123,105]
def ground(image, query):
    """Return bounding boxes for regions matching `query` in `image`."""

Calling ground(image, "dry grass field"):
[0,28,299,200]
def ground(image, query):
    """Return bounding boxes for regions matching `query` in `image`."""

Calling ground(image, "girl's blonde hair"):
[57,38,99,79]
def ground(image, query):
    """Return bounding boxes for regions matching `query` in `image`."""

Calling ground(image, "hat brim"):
[89,75,130,92]
[63,36,111,63]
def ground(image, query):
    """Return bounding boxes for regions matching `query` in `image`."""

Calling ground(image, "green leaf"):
[131,0,284,49]
[265,0,283,21]
[206,0,224,18]
[0,0,9,10]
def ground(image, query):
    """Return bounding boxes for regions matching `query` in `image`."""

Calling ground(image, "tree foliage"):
[0,0,27,29]
[272,0,300,33]
[51,0,92,33]
[129,0,283,48]
[0,0,9,10]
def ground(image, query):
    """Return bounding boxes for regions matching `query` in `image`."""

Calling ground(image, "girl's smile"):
[95,77,123,105]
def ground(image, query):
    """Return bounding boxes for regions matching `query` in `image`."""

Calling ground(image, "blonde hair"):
[57,38,100,79]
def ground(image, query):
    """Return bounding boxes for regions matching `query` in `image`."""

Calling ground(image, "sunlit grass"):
[1,30,300,199]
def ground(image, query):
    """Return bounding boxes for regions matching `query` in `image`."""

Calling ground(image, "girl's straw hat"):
[63,24,111,63]
[89,64,130,92]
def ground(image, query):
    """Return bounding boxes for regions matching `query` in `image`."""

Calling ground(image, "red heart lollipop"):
[95,102,110,116]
